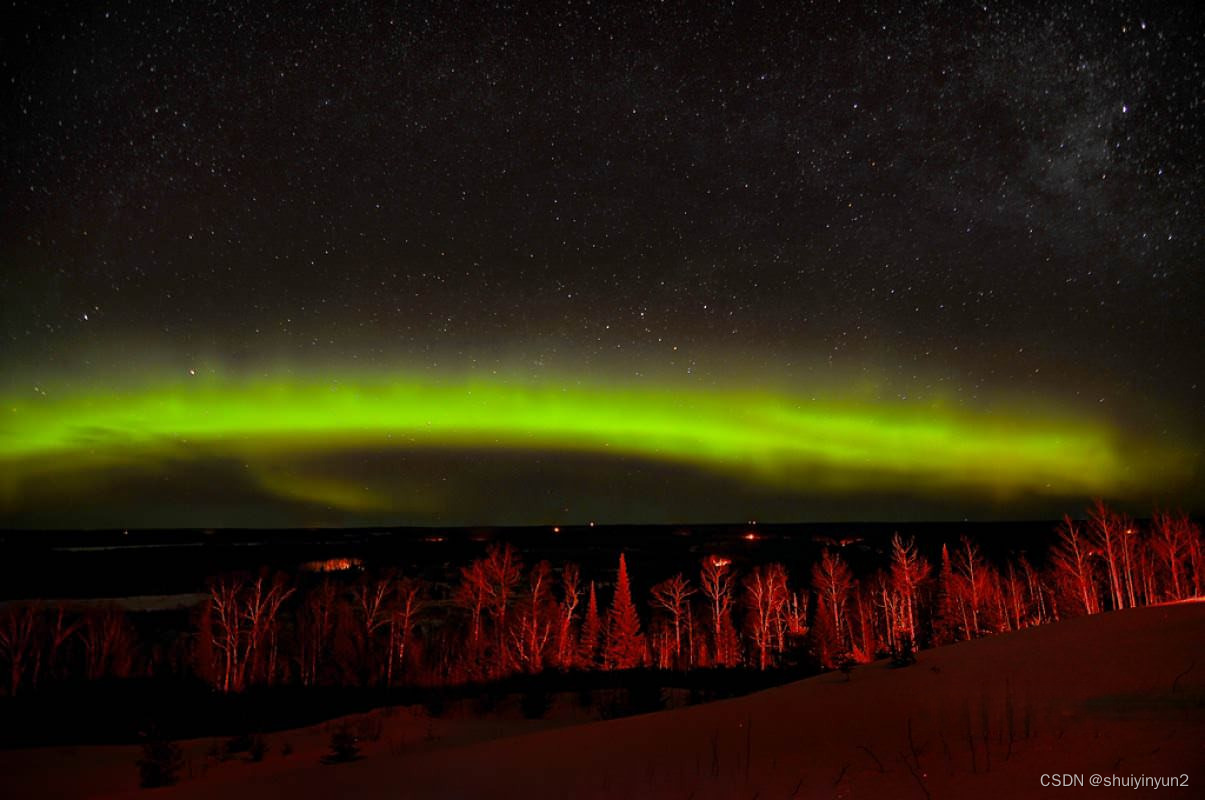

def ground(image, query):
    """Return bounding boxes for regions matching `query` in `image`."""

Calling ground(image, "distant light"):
[743,531,758,541]
[589,521,595,527]
[553,526,561,534]
[301,557,364,573]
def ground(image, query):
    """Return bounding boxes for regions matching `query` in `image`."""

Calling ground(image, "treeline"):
[0,503,1200,697]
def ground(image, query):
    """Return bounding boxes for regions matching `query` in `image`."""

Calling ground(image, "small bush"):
[322,728,361,764]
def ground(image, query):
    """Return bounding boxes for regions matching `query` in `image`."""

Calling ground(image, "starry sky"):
[1,1,1201,528]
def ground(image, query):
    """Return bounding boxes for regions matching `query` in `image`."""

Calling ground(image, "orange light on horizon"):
[300,557,364,573]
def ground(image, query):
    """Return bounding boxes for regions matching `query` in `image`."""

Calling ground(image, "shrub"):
[322,728,361,764]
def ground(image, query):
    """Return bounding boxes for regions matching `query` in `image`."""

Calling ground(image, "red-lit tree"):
[0,603,39,696]
[603,553,645,669]
[1019,555,1052,626]
[39,604,81,688]
[888,534,930,651]
[456,558,491,669]
[79,604,134,682]
[552,563,581,668]
[700,556,738,666]
[950,536,987,639]
[742,563,789,670]
[391,576,427,684]
[811,549,852,665]
[578,581,602,668]
[297,579,339,687]
[482,543,523,675]
[1050,515,1100,616]
[650,572,695,670]
[1088,500,1128,610]
[350,571,394,686]
[931,544,958,644]
[511,561,554,672]
[1151,510,1190,601]
[203,572,293,692]
[1189,517,1205,598]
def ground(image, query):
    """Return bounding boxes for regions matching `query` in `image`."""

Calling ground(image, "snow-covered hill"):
[6,601,1202,798]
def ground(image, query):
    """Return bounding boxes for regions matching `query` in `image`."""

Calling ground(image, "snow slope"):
[8,601,1204,799]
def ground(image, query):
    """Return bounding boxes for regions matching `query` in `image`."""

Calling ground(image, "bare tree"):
[1088,500,1128,610]
[1050,516,1100,615]
[456,558,490,664]
[553,563,581,668]
[700,556,738,666]
[392,576,427,684]
[1151,511,1188,601]
[888,535,930,650]
[350,572,394,686]
[205,575,244,693]
[79,604,134,681]
[650,572,695,670]
[811,549,853,661]
[297,579,339,687]
[0,603,39,696]
[204,573,294,692]
[951,536,987,638]
[742,563,789,670]
[511,561,554,672]
[483,543,523,675]
[39,604,81,688]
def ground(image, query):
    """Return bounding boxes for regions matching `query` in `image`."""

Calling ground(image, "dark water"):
[0,520,1067,602]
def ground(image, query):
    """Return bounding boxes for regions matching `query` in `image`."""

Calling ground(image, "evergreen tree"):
[604,553,645,669]
[932,543,958,645]
[578,581,602,668]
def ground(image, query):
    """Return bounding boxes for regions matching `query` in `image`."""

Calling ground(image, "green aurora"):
[0,370,1192,525]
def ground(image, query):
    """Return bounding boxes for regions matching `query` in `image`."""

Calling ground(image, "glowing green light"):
[0,371,1187,509]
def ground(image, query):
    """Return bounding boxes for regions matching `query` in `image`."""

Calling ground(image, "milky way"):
[1,2,1201,526]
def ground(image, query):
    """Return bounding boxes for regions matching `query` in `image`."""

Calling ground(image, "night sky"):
[1,1,1201,528]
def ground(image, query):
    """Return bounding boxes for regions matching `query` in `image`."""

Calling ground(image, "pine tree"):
[578,581,602,668]
[932,543,958,645]
[604,553,645,669]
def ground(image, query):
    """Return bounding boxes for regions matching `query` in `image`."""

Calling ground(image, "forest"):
[0,503,1200,702]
